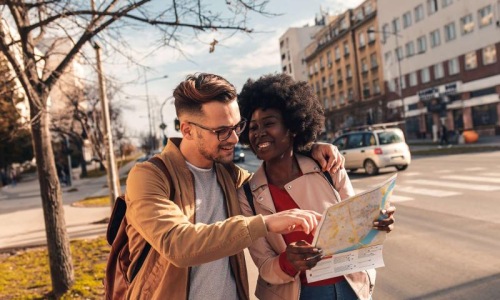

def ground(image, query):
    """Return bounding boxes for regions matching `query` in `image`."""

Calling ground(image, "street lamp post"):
[368,28,406,135]
[160,96,174,146]
[140,71,168,153]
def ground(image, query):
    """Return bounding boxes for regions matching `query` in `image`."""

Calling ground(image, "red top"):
[268,183,344,286]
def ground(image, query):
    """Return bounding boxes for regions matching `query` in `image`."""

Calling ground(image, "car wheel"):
[396,165,408,171]
[349,169,358,173]
[364,159,379,176]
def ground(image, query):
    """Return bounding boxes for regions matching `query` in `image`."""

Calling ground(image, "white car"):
[332,127,411,175]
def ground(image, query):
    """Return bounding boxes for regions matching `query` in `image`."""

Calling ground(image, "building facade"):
[279,16,326,82]
[378,0,500,139]
[304,0,386,140]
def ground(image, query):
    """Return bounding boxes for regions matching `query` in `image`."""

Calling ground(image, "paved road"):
[239,149,500,299]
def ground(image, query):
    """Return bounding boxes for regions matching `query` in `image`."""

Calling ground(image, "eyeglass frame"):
[188,118,247,141]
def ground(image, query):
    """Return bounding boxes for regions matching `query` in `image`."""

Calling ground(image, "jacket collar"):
[250,154,323,191]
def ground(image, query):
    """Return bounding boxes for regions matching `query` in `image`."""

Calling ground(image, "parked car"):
[332,126,411,175]
[233,143,245,162]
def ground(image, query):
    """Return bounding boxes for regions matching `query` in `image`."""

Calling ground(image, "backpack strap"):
[130,155,173,281]
[243,182,256,215]
[322,170,334,187]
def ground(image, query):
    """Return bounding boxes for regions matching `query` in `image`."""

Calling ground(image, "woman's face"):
[248,108,294,161]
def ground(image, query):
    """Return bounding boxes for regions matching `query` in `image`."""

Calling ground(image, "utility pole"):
[94,42,121,206]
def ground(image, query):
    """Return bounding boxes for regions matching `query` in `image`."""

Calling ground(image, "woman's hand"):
[285,240,323,271]
[311,143,345,173]
[373,206,396,233]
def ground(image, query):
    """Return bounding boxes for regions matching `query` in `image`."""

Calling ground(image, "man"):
[125,73,344,299]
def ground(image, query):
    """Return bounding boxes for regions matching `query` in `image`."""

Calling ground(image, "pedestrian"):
[123,73,346,299]
[9,168,17,187]
[440,123,449,145]
[237,73,396,300]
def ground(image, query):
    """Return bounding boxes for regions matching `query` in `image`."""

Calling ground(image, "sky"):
[103,0,364,144]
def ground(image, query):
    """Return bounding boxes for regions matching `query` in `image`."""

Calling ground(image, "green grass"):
[0,238,109,299]
[72,195,111,207]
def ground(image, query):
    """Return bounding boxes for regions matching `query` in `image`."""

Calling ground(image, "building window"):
[395,47,404,61]
[324,98,329,109]
[339,92,345,105]
[348,88,354,100]
[373,79,381,94]
[343,41,350,56]
[361,58,368,72]
[359,32,366,48]
[370,53,378,68]
[335,47,341,60]
[368,26,376,43]
[478,5,493,28]
[430,29,441,48]
[337,69,343,82]
[382,23,390,42]
[405,41,415,57]
[346,65,352,78]
[403,11,412,28]
[326,51,332,65]
[427,0,438,15]
[365,2,373,15]
[461,14,474,35]
[322,77,327,89]
[483,44,497,65]
[315,82,320,93]
[421,67,430,83]
[384,51,392,65]
[442,0,452,8]
[400,76,406,90]
[362,83,370,98]
[409,72,418,86]
[444,22,456,41]
[465,51,477,70]
[392,18,401,33]
[448,57,460,75]
[329,74,334,86]
[319,56,324,69]
[434,63,444,79]
[417,35,427,53]
[472,103,498,126]
[415,4,425,22]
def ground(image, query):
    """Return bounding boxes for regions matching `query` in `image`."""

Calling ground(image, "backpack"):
[104,156,172,300]
[242,170,335,215]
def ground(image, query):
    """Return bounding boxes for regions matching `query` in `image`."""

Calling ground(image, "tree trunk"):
[31,103,74,296]
[76,139,87,178]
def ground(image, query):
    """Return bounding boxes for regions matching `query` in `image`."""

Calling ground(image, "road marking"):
[441,175,500,184]
[353,189,413,203]
[464,167,485,171]
[435,170,452,174]
[407,179,500,191]
[395,186,461,197]
[402,172,420,176]
[389,195,414,202]
[480,173,500,177]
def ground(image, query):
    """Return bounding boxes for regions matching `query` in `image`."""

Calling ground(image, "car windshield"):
[377,131,403,145]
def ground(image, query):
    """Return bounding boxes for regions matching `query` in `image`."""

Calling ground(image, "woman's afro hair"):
[238,73,324,151]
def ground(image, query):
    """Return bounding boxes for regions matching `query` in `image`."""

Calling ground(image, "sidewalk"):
[407,135,500,153]
[0,160,136,251]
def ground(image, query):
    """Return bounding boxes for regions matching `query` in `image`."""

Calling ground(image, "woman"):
[237,73,395,300]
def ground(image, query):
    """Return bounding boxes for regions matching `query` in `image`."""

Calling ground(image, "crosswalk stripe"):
[395,186,461,197]
[407,179,500,191]
[390,195,414,202]
[480,173,500,177]
[441,175,500,184]
[435,170,453,174]
[464,167,486,171]
[402,172,420,176]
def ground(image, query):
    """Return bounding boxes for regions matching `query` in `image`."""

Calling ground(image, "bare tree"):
[0,0,273,296]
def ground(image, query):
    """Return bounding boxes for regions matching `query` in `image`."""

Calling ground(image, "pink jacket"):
[238,154,376,300]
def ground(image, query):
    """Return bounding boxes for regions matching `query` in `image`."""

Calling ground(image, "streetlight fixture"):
[140,71,168,153]
[367,28,406,135]
[160,96,174,146]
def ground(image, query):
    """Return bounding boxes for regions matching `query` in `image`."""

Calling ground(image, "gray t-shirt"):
[186,162,238,300]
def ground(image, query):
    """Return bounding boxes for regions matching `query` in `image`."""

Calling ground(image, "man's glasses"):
[188,118,247,141]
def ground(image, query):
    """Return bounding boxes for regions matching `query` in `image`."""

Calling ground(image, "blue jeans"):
[300,279,359,300]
